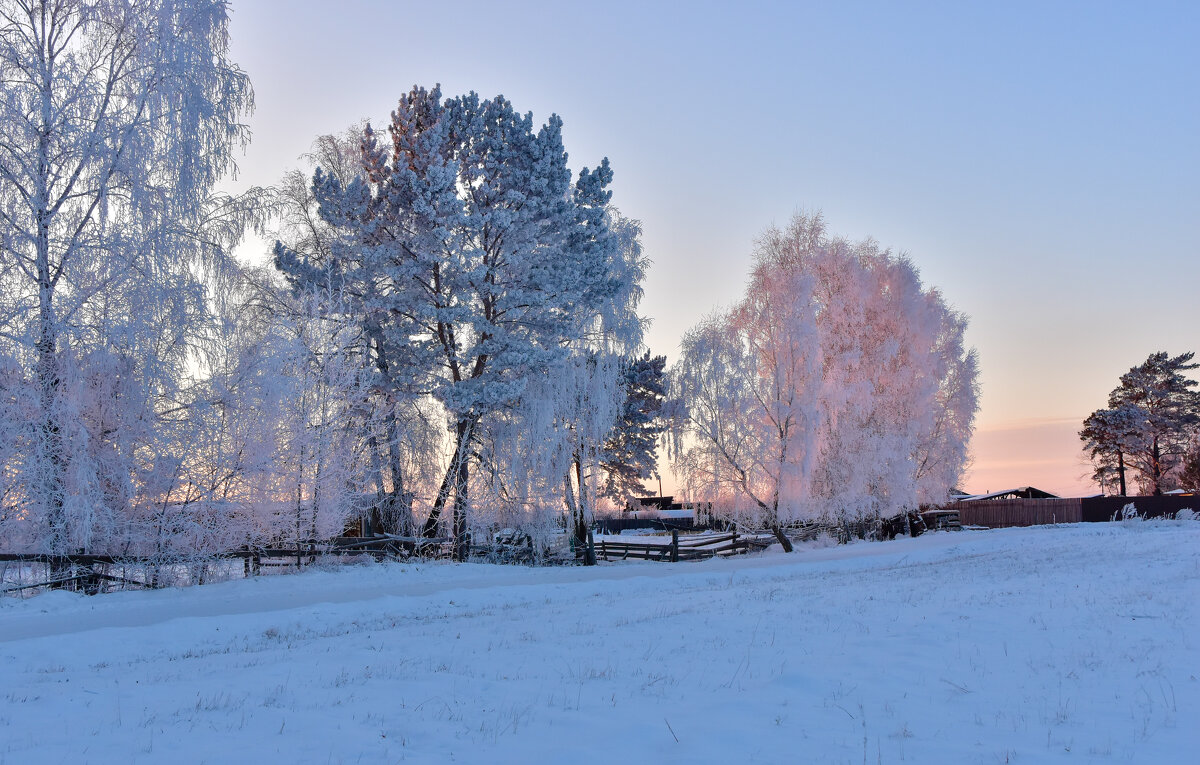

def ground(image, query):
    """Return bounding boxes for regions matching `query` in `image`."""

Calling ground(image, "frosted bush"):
[1115,503,1140,523]
[811,531,839,549]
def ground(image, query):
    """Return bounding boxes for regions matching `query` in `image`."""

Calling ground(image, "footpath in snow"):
[2,522,1197,764]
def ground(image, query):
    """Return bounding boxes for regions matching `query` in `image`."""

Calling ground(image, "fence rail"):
[955,495,1198,527]
[595,531,771,563]
[0,536,461,596]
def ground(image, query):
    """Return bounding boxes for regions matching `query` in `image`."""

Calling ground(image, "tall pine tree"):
[1082,352,1200,495]
[276,85,628,558]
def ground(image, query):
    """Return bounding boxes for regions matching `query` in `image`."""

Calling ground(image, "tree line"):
[0,0,980,571]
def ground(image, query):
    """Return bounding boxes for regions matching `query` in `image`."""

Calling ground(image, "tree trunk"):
[562,473,580,548]
[37,229,65,559]
[385,412,415,535]
[294,442,305,549]
[423,418,474,539]
[451,436,470,562]
[37,310,64,551]
[1151,438,1163,495]
[1117,449,1126,497]
[366,434,387,535]
[563,463,595,566]
[35,68,66,568]
[765,496,794,553]
[421,457,457,538]
[310,424,322,540]
[575,456,596,565]
[769,525,794,552]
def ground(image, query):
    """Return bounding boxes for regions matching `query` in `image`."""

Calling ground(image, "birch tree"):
[671,213,978,545]
[0,0,252,553]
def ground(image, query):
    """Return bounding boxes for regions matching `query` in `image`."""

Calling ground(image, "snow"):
[649,509,695,519]
[956,487,1060,501]
[2,522,1197,763]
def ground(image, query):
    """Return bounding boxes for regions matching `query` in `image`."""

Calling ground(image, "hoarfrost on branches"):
[275,86,649,559]
[0,0,263,558]
[670,213,978,542]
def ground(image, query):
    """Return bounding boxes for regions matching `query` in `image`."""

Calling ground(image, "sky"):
[223,0,1199,497]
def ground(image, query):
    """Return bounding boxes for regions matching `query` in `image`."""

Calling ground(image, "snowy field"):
[2,523,1197,764]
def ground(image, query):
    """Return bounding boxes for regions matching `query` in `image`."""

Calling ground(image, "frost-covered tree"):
[0,0,253,554]
[671,213,978,545]
[1082,352,1200,495]
[186,272,372,548]
[468,210,648,564]
[803,226,977,523]
[600,350,671,504]
[487,351,626,563]
[272,127,441,537]
[276,86,636,558]
[671,244,822,550]
[1080,404,1141,496]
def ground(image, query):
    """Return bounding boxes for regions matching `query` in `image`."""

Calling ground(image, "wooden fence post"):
[670,530,679,563]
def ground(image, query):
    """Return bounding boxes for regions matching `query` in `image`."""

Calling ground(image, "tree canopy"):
[1081,352,1200,495]
[670,213,978,545]
[0,0,255,555]
[274,85,646,558]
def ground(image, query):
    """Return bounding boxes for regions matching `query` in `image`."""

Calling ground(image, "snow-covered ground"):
[2,522,1196,764]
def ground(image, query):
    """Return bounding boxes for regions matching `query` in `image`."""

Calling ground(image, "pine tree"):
[1080,405,1142,496]
[276,86,629,558]
[600,351,670,503]
[1082,352,1200,495]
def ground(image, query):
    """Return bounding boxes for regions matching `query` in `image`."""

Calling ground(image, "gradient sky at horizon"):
[224,0,1199,497]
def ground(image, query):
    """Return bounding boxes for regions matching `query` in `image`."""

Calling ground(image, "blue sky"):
[225,1,1199,495]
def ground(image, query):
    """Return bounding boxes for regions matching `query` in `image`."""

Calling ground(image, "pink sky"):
[966,418,1093,497]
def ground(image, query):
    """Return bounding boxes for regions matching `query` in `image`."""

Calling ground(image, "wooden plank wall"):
[956,498,1082,527]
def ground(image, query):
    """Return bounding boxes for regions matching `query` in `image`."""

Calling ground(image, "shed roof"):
[956,486,1060,501]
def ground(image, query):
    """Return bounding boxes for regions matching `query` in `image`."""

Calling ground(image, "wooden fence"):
[1078,495,1197,522]
[955,498,1082,528]
[1,530,774,595]
[0,536,459,596]
[595,531,771,562]
[955,495,1198,527]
